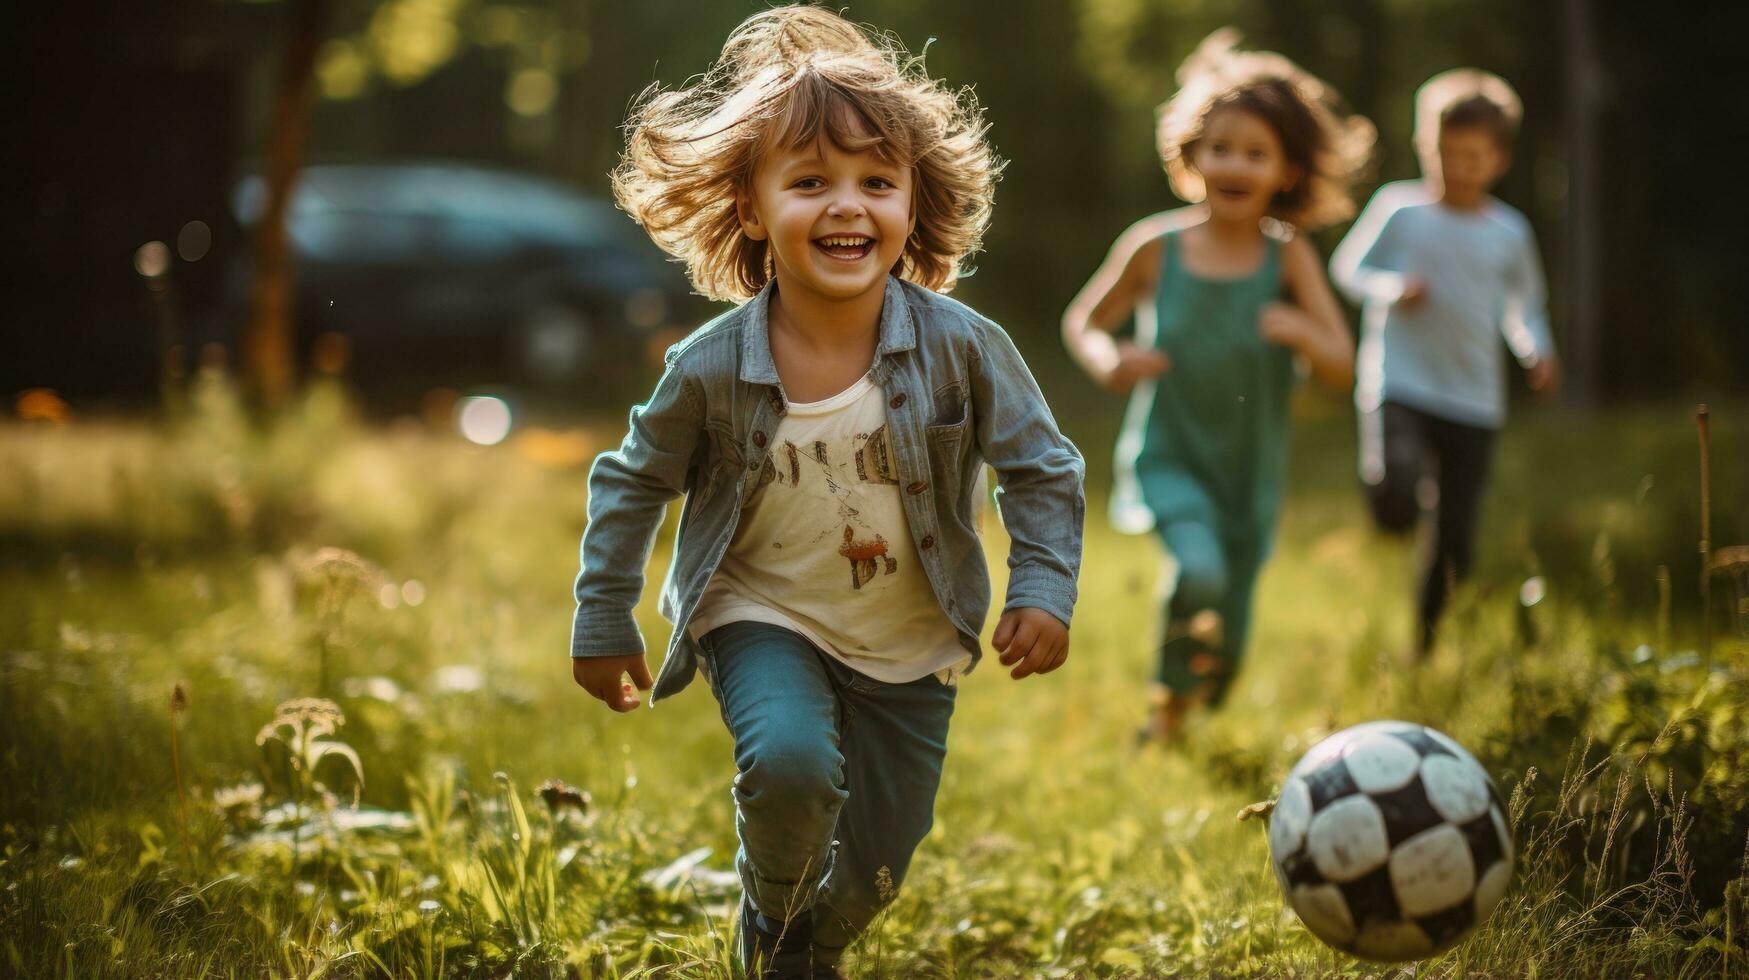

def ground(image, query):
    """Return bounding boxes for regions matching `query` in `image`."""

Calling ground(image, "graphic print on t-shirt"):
[688,373,967,683]
[749,422,904,589]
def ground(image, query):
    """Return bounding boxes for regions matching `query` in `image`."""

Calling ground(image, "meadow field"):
[2,375,1745,978]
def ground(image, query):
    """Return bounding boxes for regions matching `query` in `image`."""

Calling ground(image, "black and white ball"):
[1267,721,1514,962]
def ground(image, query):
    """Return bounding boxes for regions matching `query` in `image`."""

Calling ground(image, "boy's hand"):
[1395,277,1428,310]
[994,607,1069,679]
[1258,302,1316,351]
[1099,343,1170,394]
[1526,355,1562,396]
[572,653,653,712]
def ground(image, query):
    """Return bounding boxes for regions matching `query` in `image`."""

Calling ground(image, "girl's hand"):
[1395,277,1428,310]
[994,607,1070,679]
[572,653,653,712]
[1100,343,1170,394]
[1258,302,1317,352]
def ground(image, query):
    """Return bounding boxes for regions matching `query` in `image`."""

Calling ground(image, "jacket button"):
[907,481,927,495]
[920,535,934,549]
[752,431,766,448]
[889,393,906,409]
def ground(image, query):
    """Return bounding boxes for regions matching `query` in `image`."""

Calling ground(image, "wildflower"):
[536,778,590,817]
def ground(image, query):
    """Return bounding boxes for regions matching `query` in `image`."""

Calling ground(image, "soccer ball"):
[1267,720,1514,962]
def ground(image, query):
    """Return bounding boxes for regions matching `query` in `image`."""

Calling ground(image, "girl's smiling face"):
[1190,108,1297,222]
[738,130,915,308]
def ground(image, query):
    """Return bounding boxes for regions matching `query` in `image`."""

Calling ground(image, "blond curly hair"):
[612,5,1001,302]
[1156,30,1374,231]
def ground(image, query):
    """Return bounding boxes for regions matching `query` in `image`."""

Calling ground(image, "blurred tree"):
[247,0,330,410]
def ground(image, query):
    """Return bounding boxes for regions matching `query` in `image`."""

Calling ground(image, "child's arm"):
[1061,209,1199,392]
[1329,187,1412,307]
[1502,220,1561,394]
[1261,235,1356,390]
[571,347,704,711]
[970,316,1088,679]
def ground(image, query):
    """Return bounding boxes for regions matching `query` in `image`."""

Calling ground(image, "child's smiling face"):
[1190,108,1297,222]
[738,128,915,307]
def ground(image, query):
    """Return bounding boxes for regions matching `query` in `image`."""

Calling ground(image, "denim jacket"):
[571,276,1085,704]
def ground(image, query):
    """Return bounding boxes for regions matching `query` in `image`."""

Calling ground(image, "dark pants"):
[1360,401,1497,652]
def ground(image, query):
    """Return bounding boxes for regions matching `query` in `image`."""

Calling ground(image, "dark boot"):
[738,892,815,979]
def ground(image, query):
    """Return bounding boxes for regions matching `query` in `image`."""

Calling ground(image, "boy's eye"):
[793,177,825,190]
[1248,149,1266,161]
[864,176,896,190]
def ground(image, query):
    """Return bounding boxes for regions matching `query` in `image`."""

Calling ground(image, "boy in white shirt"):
[1330,69,1561,655]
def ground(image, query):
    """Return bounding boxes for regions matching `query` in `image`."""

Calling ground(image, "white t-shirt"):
[689,372,969,683]
[1330,180,1555,430]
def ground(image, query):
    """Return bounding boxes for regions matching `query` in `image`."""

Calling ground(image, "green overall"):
[1110,226,1295,701]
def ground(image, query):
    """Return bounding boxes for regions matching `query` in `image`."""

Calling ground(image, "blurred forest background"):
[11,0,1749,418]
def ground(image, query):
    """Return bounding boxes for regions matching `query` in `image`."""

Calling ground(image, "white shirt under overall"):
[689,372,969,684]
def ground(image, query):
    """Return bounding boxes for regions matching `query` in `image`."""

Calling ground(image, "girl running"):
[1062,31,1372,742]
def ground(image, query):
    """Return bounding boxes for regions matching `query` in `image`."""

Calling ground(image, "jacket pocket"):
[925,377,970,446]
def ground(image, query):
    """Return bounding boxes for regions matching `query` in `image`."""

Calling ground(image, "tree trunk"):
[1560,0,1603,409]
[245,0,327,410]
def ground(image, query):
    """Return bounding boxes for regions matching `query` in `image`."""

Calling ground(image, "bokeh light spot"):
[134,241,170,279]
[507,68,558,117]
[1519,576,1546,607]
[16,389,71,424]
[456,395,512,445]
[317,39,370,99]
[176,221,212,262]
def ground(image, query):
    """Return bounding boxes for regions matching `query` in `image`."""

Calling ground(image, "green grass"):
[2,374,1746,977]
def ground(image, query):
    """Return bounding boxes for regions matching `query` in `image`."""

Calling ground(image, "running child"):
[571,7,1085,976]
[1329,69,1560,655]
[1063,31,1371,742]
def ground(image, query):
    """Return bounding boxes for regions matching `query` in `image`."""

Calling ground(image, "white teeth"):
[818,236,872,247]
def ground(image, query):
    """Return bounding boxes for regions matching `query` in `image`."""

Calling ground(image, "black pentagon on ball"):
[1281,847,1326,888]
[1337,863,1401,925]
[1368,778,1448,847]
[1387,726,1457,759]
[1460,809,1507,871]
[1305,758,1361,811]
[1416,901,1476,949]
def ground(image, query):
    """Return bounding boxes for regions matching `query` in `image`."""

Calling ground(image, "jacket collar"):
[738,276,916,386]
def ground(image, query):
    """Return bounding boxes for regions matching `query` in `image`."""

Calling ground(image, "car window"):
[290,208,444,264]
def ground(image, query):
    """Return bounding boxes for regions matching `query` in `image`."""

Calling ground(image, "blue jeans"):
[697,621,957,961]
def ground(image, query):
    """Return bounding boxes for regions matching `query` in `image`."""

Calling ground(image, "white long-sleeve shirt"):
[1330,180,1555,429]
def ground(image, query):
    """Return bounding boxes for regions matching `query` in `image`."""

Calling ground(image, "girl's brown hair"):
[1156,30,1374,231]
[612,5,1001,302]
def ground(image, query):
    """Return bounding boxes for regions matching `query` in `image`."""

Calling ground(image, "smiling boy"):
[572,8,1084,977]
